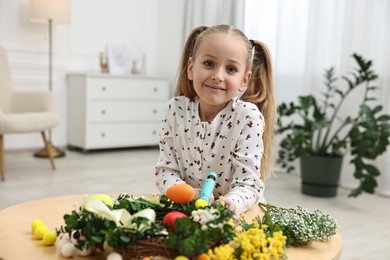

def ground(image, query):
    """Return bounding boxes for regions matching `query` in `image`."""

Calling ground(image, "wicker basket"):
[120,237,178,260]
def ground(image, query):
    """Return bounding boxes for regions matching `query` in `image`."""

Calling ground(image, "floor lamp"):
[30,0,70,158]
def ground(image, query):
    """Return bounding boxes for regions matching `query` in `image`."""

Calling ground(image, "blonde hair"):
[174,25,276,180]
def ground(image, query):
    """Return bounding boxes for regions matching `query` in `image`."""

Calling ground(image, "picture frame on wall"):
[106,44,130,75]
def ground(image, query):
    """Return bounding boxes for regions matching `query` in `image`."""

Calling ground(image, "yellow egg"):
[85,194,114,207]
[175,256,189,260]
[166,183,196,204]
[34,225,49,239]
[31,219,45,233]
[195,199,208,208]
[43,230,57,245]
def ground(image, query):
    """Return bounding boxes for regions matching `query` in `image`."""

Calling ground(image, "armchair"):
[0,45,59,180]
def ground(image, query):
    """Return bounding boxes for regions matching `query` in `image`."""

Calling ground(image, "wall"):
[0,0,185,149]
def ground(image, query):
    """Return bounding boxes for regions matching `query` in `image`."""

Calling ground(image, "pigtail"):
[174,26,207,97]
[241,40,276,181]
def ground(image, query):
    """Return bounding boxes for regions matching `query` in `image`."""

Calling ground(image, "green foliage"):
[260,203,337,247]
[165,206,236,256]
[276,53,390,197]
[58,206,165,251]
[57,195,338,259]
[114,193,196,219]
[57,194,237,258]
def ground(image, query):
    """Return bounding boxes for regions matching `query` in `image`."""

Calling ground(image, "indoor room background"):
[1,0,389,195]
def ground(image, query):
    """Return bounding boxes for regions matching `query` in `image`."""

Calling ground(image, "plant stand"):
[300,155,343,197]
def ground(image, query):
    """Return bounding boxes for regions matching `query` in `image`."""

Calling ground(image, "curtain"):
[245,0,390,196]
[182,0,246,45]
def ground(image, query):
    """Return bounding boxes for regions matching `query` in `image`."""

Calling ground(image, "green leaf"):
[364,164,381,177]
[377,115,390,121]
[91,235,103,243]
[348,187,362,197]
[362,175,378,193]
[120,235,130,243]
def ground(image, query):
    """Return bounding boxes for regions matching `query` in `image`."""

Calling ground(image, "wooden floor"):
[1,147,389,260]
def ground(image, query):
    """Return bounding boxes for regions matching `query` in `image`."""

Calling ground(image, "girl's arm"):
[155,100,184,194]
[224,107,266,215]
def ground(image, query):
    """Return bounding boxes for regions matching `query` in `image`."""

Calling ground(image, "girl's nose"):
[211,72,224,82]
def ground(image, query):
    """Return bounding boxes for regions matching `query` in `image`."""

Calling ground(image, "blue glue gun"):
[198,172,217,202]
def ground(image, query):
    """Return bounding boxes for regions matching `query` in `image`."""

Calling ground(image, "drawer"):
[86,122,160,148]
[67,74,171,150]
[88,101,165,122]
[87,78,170,100]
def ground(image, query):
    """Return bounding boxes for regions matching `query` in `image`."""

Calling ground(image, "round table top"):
[0,194,342,260]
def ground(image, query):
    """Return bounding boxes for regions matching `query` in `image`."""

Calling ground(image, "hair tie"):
[249,39,255,48]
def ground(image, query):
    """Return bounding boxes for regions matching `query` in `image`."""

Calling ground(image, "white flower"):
[191,208,220,229]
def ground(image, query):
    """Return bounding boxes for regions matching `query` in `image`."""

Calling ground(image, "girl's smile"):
[204,83,226,91]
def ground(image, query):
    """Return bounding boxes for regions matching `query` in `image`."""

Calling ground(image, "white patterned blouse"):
[155,96,266,214]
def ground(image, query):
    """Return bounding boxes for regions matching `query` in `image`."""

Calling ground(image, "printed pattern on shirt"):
[155,96,266,214]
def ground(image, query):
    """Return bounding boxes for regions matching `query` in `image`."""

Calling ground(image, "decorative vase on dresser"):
[67,73,170,152]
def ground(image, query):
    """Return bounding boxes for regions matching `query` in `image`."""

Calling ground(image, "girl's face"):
[187,33,251,120]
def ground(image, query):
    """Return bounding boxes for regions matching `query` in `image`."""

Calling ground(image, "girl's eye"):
[203,60,214,68]
[226,66,238,73]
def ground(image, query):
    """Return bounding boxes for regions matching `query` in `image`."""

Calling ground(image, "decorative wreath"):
[53,192,337,260]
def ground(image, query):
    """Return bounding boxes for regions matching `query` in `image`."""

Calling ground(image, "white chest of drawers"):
[67,73,170,151]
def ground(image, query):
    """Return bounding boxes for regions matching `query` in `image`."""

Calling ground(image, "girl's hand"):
[221,198,240,219]
[208,193,215,204]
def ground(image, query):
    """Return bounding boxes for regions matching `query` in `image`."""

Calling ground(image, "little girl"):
[155,25,276,216]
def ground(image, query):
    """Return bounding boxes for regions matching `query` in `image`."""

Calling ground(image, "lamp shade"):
[30,0,70,24]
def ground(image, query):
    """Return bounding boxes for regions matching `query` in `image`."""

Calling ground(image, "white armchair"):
[0,45,59,180]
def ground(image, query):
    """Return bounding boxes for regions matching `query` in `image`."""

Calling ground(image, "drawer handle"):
[101,132,106,138]
[152,109,158,114]
[101,86,106,92]
[101,109,106,115]
[152,130,157,135]
[153,87,158,92]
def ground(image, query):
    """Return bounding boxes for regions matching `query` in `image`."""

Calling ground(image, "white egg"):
[107,252,123,260]
[55,235,70,251]
[60,242,76,258]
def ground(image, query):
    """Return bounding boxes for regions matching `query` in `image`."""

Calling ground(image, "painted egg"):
[163,211,187,231]
[166,183,196,204]
[195,198,208,208]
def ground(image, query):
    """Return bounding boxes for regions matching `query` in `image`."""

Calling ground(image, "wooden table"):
[0,195,342,259]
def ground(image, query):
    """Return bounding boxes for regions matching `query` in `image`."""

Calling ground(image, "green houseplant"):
[276,53,390,197]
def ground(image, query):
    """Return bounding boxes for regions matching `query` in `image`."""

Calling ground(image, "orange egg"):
[166,183,196,204]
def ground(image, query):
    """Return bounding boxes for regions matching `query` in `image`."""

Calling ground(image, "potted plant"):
[276,53,390,197]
